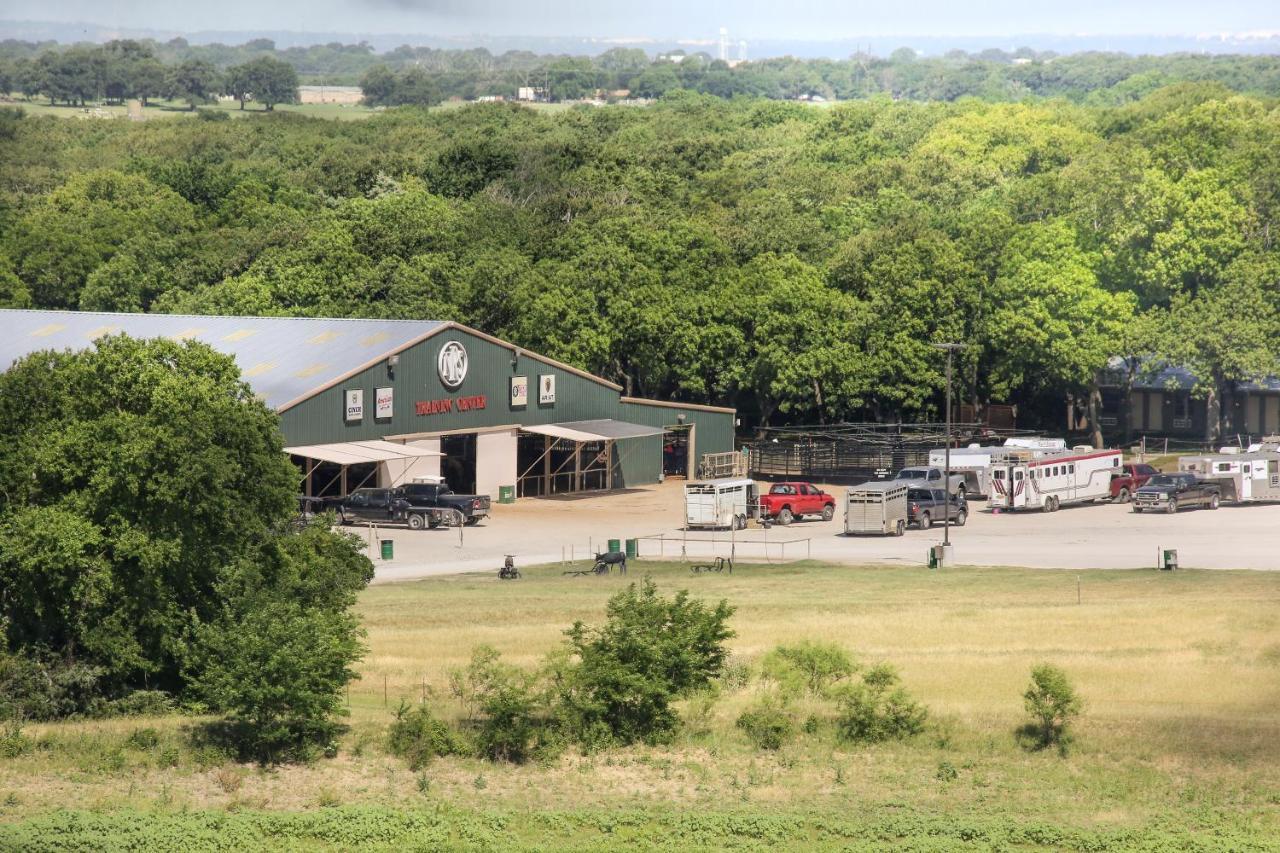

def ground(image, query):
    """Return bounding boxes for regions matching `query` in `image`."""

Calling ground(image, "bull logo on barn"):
[437,340,468,390]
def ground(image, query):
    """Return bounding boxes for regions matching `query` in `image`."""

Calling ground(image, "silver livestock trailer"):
[844,482,909,536]
[1178,440,1280,503]
[684,478,758,530]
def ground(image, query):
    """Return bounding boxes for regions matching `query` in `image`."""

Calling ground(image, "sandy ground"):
[359,481,1280,582]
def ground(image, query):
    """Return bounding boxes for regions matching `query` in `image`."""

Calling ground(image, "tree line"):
[6,37,1280,105]
[0,40,298,110]
[1,86,1278,441]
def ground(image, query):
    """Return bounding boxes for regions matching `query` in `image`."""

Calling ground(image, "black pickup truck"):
[329,488,403,524]
[394,482,491,529]
[1132,473,1220,514]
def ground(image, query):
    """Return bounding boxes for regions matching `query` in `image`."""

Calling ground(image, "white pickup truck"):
[892,466,967,498]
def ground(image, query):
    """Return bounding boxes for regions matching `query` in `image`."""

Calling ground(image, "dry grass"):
[3,561,1278,839]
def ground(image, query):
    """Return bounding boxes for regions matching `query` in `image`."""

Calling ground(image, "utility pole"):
[932,343,966,553]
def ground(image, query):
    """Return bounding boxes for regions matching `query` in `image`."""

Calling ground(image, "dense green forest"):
[5,37,1280,103]
[2,84,1278,436]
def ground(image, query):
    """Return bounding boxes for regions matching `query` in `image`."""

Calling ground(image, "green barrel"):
[498,485,515,504]
[380,539,394,560]
[608,538,621,554]
[1162,549,1177,570]
[625,538,638,559]
[927,547,939,569]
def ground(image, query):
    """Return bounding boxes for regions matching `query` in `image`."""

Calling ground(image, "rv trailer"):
[1178,439,1280,503]
[989,446,1123,512]
[927,437,1068,498]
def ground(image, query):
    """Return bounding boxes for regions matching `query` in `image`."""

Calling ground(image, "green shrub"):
[450,645,541,763]
[0,651,106,721]
[106,690,175,717]
[762,641,856,696]
[1020,663,1082,754]
[834,663,928,743]
[124,728,160,750]
[560,578,735,746]
[0,720,31,758]
[387,702,462,769]
[736,702,794,751]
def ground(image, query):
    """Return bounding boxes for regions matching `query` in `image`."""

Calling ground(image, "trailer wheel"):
[1166,498,1178,514]
[1132,507,1142,513]
[777,507,794,525]
[894,520,905,537]
[1052,496,1061,512]
[734,514,747,530]
[1209,494,1220,510]
[955,510,966,527]
[407,513,425,531]
[821,503,835,522]
[1115,487,1130,503]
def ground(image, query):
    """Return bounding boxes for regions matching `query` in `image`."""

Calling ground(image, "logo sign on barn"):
[344,389,364,422]
[437,341,468,390]
[375,387,393,419]
[510,376,528,407]
[539,374,556,405]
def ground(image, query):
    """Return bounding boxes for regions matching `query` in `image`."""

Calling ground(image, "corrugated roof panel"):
[0,310,445,410]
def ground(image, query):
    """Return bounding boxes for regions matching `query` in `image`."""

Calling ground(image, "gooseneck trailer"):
[1179,440,1280,503]
[989,446,1123,512]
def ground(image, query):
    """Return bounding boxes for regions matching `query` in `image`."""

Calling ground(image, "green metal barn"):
[0,310,736,500]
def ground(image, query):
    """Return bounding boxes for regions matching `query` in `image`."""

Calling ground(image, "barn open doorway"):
[440,433,477,494]
[663,425,692,478]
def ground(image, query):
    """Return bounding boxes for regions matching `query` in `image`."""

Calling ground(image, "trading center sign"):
[437,341,468,390]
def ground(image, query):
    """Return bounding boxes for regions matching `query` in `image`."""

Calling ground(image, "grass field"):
[2,561,1278,850]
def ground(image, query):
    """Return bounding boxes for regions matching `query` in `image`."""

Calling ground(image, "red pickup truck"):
[1110,463,1160,502]
[758,482,836,524]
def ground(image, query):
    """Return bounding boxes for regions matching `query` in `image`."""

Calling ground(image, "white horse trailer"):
[844,482,909,536]
[1179,441,1280,503]
[684,478,757,530]
[989,446,1122,512]
[927,437,1067,499]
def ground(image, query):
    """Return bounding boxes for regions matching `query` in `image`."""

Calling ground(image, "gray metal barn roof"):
[0,310,444,410]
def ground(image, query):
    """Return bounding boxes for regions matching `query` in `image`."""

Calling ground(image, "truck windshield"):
[1146,475,1177,487]
[896,469,927,480]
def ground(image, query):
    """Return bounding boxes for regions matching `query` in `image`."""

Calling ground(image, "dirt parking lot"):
[358,481,1280,582]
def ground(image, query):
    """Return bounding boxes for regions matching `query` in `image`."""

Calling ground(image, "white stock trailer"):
[1179,440,1280,503]
[989,446,1123,512]
[844,482,909,536]
[927,437,1067,498]
[684,478,758,530]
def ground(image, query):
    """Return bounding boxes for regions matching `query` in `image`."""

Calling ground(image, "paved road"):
[360,481,1280,584]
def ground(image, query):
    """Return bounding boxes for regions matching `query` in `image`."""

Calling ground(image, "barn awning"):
[520,419,666,443]
[284,440,444,466]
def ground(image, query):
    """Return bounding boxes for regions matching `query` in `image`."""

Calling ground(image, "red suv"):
[758,482,836,525]
[1110,463,1159,503]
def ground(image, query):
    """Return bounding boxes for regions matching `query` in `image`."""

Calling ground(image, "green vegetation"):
[0,337,372,755]
[3,85,1278,435]
[0,562,1276,849]
[1020,663,1084,754]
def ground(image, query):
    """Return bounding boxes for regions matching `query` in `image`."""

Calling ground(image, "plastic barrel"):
[1162,549,1177,570]
[608,538,621,554]
[380,539,394,560]
[498,485,515,504]
[625,538,638,559]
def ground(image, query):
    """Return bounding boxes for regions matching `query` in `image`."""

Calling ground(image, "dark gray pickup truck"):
[1132,473,1220,514]
[393,482,491,529]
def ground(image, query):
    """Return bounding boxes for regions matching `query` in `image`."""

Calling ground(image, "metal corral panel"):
[0,309,443,410]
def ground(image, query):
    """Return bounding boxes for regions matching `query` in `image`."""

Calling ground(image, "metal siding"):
[281,330,736,489]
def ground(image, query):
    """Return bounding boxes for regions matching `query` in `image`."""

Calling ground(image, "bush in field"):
[560,578,735,745]
[834,663,928,743]
[450,644,543,763]
[1020,663,1082,754]
[762,641,857,697]
[388,701,463,770]
[736,700,795,750]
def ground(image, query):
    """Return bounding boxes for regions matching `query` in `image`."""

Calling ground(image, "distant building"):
[516,86,548,102]
[298,86,364,105]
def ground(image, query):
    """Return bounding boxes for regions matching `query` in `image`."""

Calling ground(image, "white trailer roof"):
[284,440,444,466]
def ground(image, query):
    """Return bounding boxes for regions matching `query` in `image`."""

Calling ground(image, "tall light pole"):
[932,343,966,551]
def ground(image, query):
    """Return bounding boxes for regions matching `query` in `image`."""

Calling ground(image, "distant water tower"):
[719,27,729,62]
[738,40,748,61]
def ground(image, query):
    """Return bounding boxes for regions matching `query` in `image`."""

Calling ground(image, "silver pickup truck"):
[892,466,968,498]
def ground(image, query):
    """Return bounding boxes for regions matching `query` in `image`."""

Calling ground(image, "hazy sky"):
[9,0,1279,38]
